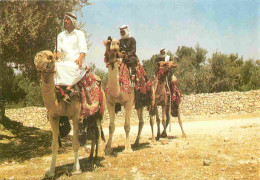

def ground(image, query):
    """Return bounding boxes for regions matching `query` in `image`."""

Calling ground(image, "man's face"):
[120,29,126,36]
[161,50,165,55]
[64,16,74,30]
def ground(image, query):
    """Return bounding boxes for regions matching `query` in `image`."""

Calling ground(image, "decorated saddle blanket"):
[170,81,181,117]
[55,70,104,118]
[135,63,153,109]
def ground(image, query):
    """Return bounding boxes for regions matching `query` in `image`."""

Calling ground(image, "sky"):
[77,0,260,70]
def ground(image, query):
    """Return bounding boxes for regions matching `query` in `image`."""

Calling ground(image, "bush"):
[17,77,43,107]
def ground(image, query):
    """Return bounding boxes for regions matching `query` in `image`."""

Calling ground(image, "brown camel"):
[34,50,82,177]
[103,39,146,154]
[150,61,186,141]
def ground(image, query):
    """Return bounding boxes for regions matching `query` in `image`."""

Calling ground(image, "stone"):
[203,159,211,166]
[224,137,230,142]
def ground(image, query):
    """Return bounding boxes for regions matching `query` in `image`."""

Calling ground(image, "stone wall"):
[180,90,260,116]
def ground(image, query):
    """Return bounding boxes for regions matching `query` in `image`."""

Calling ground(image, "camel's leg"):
[105,102,115,154]
[134,107,144,146]
[177,107,187,138]
[95,124,100,160]
[46,116,59,177]
[72,118,82,174]
[161,105,168,138]
[166,103,171,130]
[155,106,161,140]
[123,103,133,153]
[149,112,156,143]
[89,136,95,171]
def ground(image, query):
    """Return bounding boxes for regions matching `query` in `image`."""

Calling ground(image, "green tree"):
[209,52,243,92]
[174,45,209,94]
[142,54,158,80]
[175,46,195,63]
[0,0,90,105]
[240,59,260,91]
[0,0,90,81]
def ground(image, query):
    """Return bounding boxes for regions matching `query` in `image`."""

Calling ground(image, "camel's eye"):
[48,56,53,60]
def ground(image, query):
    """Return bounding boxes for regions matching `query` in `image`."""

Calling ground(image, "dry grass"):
[0,110,259,179]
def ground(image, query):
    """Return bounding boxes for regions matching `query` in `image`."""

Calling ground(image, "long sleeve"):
[57,33,62,52]
[78,31,88,54]
[127,37,136,57]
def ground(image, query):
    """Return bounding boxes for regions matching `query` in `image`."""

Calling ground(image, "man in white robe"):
[54,12,88,102]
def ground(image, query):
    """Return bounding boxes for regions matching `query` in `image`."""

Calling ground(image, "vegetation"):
[0,0,90,107]
[143,44,260,95]
[0,1,259,107]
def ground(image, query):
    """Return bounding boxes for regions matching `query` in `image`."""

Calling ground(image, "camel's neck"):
[155,77,167,96]
[41,73,59,111]
[107,59,120,97]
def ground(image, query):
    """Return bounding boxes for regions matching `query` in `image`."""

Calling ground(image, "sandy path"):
[102,117,260,136]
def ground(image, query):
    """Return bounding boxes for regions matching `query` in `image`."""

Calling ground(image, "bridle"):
[105,47,120,69]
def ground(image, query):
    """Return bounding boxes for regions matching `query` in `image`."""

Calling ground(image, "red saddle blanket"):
[170,81,181,117]
[56,71,104,118]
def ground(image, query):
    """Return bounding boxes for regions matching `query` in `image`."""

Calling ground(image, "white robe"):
[54,29,88,86]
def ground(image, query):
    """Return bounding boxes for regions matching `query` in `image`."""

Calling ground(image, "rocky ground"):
[0,107,259,179]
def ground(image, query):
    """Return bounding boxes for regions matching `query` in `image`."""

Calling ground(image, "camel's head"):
[166,61,177,69]
[104,37,121,64]
[156,61,177,79]
[110,39,120,52]
[34,50,56,73]
[157,61,177,70]
[103,37,120,52]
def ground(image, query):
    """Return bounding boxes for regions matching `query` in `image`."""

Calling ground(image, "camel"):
[34,50,82,177]
[150,61,186,141]
[34,50,109,176]
[103,39,147,154]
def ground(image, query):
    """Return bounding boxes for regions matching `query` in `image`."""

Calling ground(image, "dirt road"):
[0,116,259,179]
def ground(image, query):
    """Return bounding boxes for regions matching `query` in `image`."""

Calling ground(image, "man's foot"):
[63,89,72,103]
[63,94,71,103]
[70,88,79,97]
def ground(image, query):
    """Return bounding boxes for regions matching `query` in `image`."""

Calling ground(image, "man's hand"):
[53,52,61,61]
[75,53,85,68]
[75,58,83,68]
[122,51,128,60]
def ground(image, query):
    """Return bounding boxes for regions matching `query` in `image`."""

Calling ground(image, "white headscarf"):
[160,48,166,54]
[64,12,77,28]
[160,48,170,61]
[119,25,130,39]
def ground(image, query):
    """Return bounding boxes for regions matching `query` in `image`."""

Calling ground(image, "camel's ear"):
[103,40,107,46]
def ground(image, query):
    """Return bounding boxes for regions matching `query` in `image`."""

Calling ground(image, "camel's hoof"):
[45,170,55,178]
[105,148,112,155]
[151,138,157,144]
[156,136,160,141]
[73,164,82,174]
[122,149,133,154]
[90,164,95,171]
[161,131,167,138]
[72,169,82,175]
[133,140,139,147]
[182,133,187,138]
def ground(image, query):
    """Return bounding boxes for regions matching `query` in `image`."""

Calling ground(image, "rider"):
[119,25,139,82]
[54,12,88,103]
[155,48,173,63]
